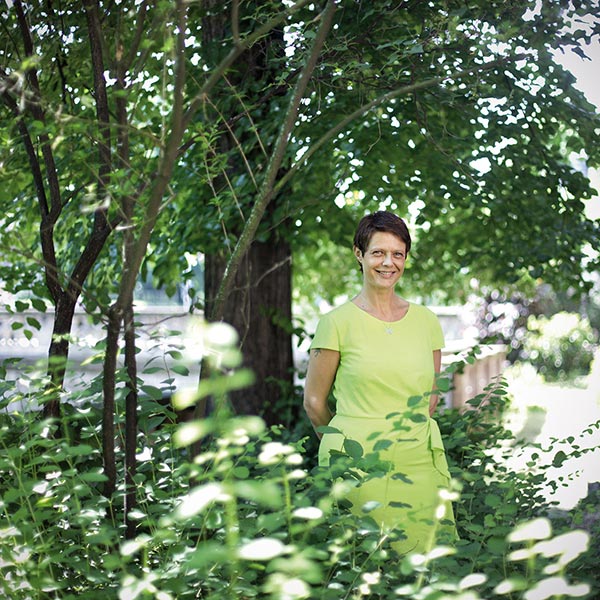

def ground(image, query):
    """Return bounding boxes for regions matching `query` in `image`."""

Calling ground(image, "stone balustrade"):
[1,305,507,411]
[0,307,204,396]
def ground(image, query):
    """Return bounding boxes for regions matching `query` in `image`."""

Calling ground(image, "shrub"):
[1,346,599,598]
[522,311,598,382]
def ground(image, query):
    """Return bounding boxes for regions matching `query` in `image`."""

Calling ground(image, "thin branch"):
[1,90,49,218]
[223,73,268,159]
[229,256,292,294]
[115,0,188,309]
[84,0,112,234]
[67,220,117,300]
[205,91,260,189]
[232,0,240,46]
[14,0,62,222]
[124,0,150,71]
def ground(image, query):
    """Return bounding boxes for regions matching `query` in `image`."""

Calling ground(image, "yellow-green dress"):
[311,301,456,554]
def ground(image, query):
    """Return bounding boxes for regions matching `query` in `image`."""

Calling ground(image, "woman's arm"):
[429,349,442,417]
[303,348,340,438]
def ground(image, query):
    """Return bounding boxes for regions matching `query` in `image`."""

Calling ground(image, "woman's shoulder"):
[319,301,356,323]
[408,302,439,321]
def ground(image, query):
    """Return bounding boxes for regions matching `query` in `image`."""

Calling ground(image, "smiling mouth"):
[376,270,396,276]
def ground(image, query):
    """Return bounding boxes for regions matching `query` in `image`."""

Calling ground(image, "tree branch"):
[114,0,188,310]
[124,0,150,71]
[14,0,62,222]
[84,0,111,234]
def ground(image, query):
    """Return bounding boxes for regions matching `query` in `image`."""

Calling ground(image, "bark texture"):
[205,233,295,426]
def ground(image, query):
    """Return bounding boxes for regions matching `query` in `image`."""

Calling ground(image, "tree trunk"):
[43,292,77,419]
[102,306,121,500]
[200,2,297,427]
[204,233,295,427]
[123,304,138,539]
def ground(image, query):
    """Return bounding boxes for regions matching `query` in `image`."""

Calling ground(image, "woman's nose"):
[382,253,393,265]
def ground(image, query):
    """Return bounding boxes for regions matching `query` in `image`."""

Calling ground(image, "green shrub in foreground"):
[1,360,599,599]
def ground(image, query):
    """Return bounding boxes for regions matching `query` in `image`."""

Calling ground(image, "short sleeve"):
[310,312,340,351]
[429,310,445,350]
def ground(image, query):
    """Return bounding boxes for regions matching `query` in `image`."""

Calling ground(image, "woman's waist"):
[330,412,430,436]
[334,411,429,422]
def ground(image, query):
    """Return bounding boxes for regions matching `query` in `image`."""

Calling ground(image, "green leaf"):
[238,537,286,561]
[343,438,363,459]
[173,483,223,520]
[552,450,568,468]
[187,542,228,569]
[65,444,95,456]
[373,439,393,452]
[26,316,42,330]
[361,500,382,513]
[317,425,342,435]
[408,413,427,423]
[173,420,214,447]
[196,369,255,399]
[232,466,250,479]
[407,395,422,407]
[234,480,283,509]
[171,364,190,376]
[391,472,413,484]
[436,377,452,392]
[30,298,47,312]
[140,385,164,401]
[80,470,108,483]
[484,494,501,508]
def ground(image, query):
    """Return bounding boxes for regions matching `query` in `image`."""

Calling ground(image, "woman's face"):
[354,231,407,290]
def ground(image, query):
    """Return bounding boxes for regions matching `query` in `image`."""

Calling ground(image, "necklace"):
[354,294,406,331]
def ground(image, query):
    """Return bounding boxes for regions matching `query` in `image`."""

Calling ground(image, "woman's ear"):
[353,246,362,262]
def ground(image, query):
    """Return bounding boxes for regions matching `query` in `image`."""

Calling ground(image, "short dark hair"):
[353,211,412,256]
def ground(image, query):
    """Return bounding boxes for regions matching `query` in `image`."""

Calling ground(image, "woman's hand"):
[303,348,340,437]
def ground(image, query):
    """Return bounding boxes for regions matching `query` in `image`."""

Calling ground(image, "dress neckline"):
[349,299,411,324]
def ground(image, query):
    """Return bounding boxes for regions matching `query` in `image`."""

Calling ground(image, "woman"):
[303,210,456,554]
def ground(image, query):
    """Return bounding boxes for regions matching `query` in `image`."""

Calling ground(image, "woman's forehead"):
[367,231,406,250]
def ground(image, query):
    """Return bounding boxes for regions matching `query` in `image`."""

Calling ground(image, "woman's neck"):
[353,288,407,321]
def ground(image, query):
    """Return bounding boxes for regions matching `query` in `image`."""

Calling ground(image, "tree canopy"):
[1,0,599,421]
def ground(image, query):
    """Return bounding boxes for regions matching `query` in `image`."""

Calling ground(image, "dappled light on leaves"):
[523,576,590,600]
[507,517,552,543]
[238,538,286,561]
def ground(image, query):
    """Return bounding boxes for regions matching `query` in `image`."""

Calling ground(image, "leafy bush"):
[522,312,598,382]
[1,346,599,599]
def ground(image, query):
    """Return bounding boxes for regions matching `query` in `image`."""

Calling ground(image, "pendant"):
[385,326,393,335]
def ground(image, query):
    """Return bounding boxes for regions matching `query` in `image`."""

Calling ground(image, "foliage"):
[2,0,600,425]
[472,281,600,364]
[1,343,599,599]
[522,311,598,382]
[287,1,600,303]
